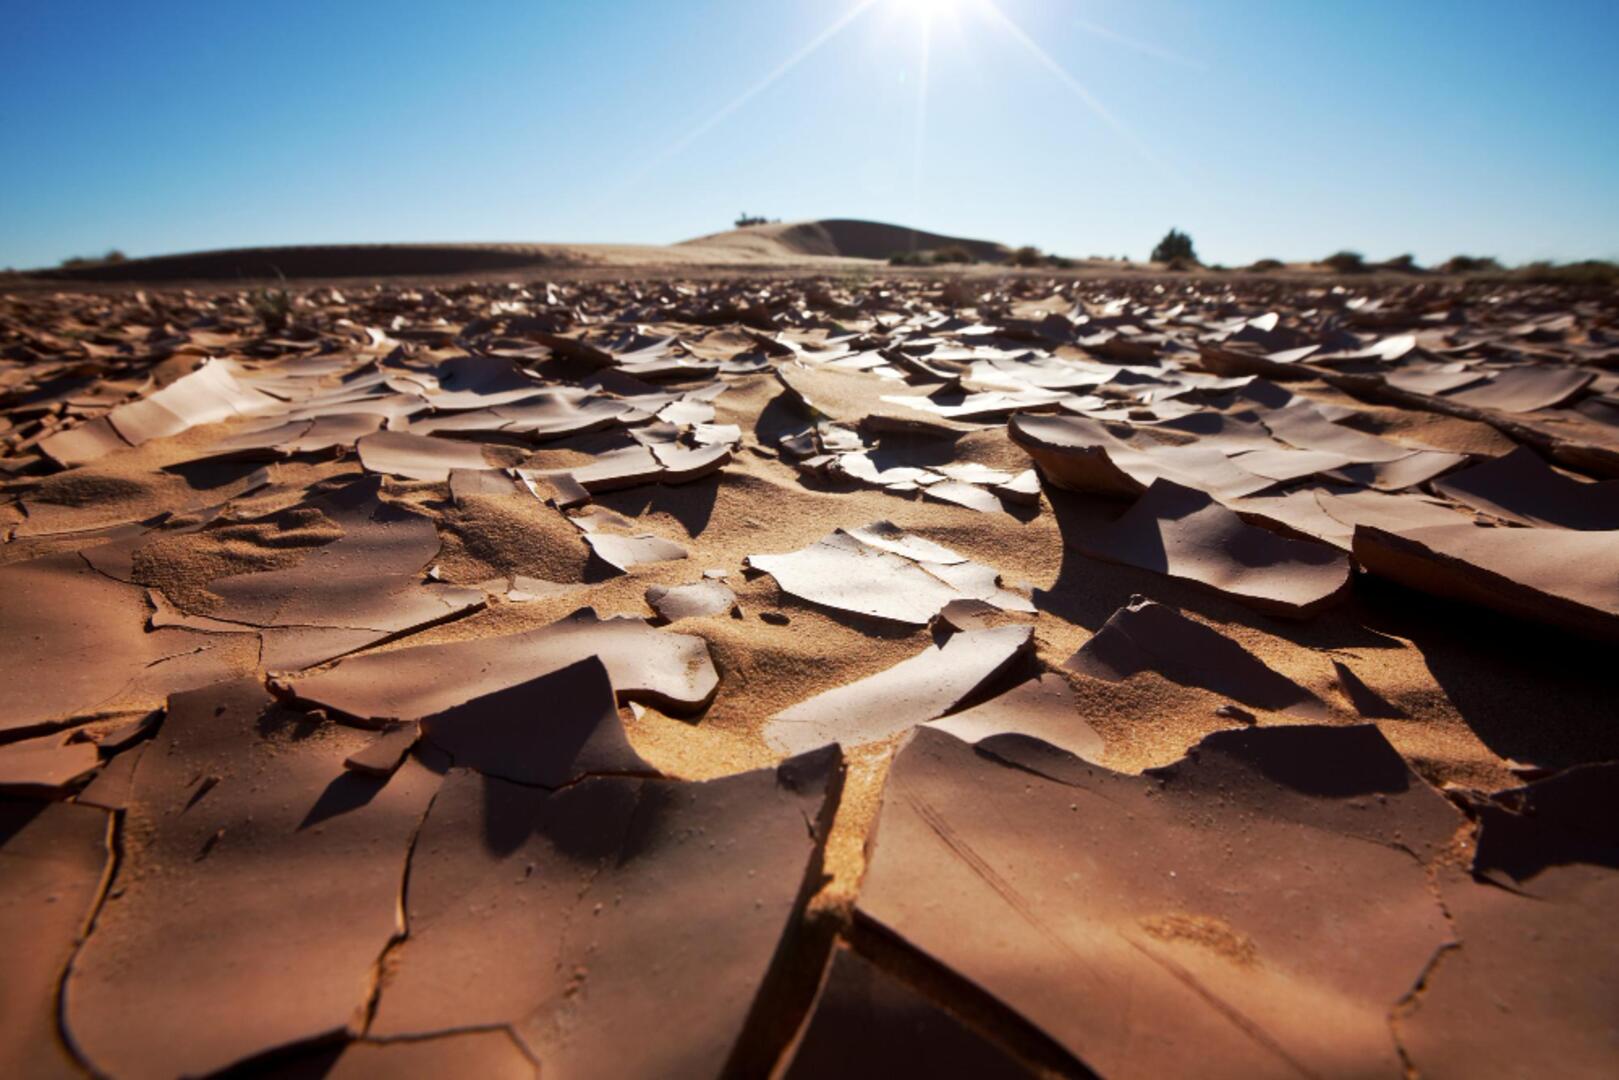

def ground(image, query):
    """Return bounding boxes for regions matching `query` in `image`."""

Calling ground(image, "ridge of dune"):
[679,218,1011,263]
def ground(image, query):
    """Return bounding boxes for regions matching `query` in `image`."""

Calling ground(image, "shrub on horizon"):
[1249,258,1284,272]
[1323,250,1367,273]
[1442,255,1503,274]
[1151,228,1197,265]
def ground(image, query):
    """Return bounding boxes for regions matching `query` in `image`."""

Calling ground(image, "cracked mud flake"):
[368,745,842,1078]
[63,678,445,1080]
[0,552,208,735]
[285,607,719,719]
[781,944,1034,1079]
[857,724,1460,1080]
[105,360,280,447]
[1430,445,1619,529]
[925,673,1104,763]
[1323,448,1468,492]
[0,731,102,796]
[583,530,688,573]
[645,578,736,621]
[0,800,110,1079]
[1440,364,1595,413]
[1065,597,1327,719]
[343,722,421,777]
[923,479,1005,513]
[749,526,1027,625]
[765,626,1032,755]
[1227,446,1354,483]
[1008,413,1275,500]
[448,466,522,503]
[1072,479,1350,618]
[204,475,485,669]
[552,444,663,492]
[1400,764,1619,1079]
[1352,521,1619,642]
[419,656,653,787]
[356,429,514,482]
[1312,486,1473,536]
[202,411,383,460]
[1259,401,1413,463]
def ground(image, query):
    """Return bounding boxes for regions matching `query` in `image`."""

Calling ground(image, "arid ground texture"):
[2,243,1617,1077]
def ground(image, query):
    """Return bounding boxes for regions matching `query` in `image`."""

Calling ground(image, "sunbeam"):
[1073,16,1207,72]
[910,12,931,198]
[658,0,882,165]
[965,0,1181,183]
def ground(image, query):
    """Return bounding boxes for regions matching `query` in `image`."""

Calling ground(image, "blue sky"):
[3,0,1616,269]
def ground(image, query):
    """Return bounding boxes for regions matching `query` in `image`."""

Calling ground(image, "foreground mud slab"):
[3,274,1617,1076]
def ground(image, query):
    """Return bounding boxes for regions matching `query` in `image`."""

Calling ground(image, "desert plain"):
[2,223,1617,1078]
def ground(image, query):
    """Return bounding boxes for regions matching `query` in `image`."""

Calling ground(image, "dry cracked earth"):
[2,274,1617,1078]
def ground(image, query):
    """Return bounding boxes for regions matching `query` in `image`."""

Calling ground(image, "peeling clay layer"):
[2,276,1617,1077]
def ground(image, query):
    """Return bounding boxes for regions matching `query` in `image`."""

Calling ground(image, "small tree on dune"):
[1151,228,1197,265]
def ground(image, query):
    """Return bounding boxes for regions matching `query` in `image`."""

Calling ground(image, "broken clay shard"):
[765,625,1032,755]
[1073,479,1350,618]
[1352,521,1619,643]
[0,801,114,1078]
[368,745,843,1077]
[584,530,688,573]
[1399,764,1619,1080]
[285,607,720,719]
[1431,445,1619,529]
[419,656,654,787]
[925,673,1104,763]
[857,723,1458,1079]
[749,525,1025,625]
[63,678,444,1080]
[645,579,737,622]
[1065,597,1327,719]
[342,722,421,777]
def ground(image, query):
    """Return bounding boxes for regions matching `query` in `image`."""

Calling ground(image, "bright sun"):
[894,0,960,22]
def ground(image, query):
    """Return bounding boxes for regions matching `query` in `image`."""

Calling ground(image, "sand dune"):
[679,218,1011,263]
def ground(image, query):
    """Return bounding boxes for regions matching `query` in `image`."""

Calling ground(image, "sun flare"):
[893,0,959,23]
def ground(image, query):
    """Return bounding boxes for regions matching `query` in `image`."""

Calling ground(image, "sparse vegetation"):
[889,245,975,266]
[734,213,778,228]
[1047,255,1077,269]
[1249,258,1284,272]
[1011,245,1044,267]
[1514,260,1619,287]
[59,249,127,269]
[1382,254,1420,272]
[1442,255,1503,274]
[1165,256,1196,272]
[1322,250,1367,274]
[1151,228,1197,265]
[249,286,294,333]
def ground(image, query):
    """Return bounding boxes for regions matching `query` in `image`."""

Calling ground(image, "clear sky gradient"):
[3,0,1616,269]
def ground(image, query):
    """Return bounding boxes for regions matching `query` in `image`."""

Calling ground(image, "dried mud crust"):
[1,274,1617,1077]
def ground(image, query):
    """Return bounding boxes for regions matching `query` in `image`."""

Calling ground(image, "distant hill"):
[680,218,1011,263]
[29,244,561,283]
[22,219,1011,283]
